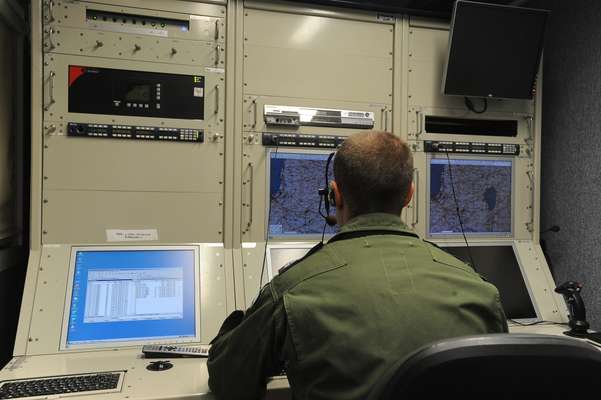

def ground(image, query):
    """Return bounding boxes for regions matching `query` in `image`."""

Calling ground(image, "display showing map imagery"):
[269,152,337,237]
[429,158,512,235]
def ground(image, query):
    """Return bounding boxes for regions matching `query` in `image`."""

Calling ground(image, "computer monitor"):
[428,156,513,237]
[62,246,200,349]
[441,245,538,320]
[443,1,548,99]
[268,151,337,238]
[267,244,314,279]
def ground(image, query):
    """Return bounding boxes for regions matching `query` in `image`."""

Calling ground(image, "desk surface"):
[0,324,596,400]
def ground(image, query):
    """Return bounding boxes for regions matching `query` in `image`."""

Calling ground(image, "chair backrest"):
[368,333,601,399]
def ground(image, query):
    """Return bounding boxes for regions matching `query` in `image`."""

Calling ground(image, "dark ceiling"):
[289,0,534,19]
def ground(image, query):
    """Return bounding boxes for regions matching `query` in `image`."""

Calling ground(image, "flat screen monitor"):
[63,247,199,348]
[442,1,549,100]
[428,156,513,237]
[269,151,337,238]
[442,245,537,320]
[267,245,314,279]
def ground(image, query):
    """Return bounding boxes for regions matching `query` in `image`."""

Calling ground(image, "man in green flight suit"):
[208,131,508,400]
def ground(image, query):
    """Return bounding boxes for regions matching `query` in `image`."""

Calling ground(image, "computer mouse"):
[146,360,174,371]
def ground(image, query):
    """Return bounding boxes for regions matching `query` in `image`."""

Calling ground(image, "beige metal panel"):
[31,0,44,250]
[408,16,448,30]
[0,20,15,240]
[393,16,407,140]
[404,150,425,236]
[244,44,392,103]
[42,190,223,244]
[198,246,228,341]
[228,0,248,310]
[244,9,392,57]
[0,349,216,399]
[409,150,532,242]
[240,141,267,242]
[408,107,534,146]
[240,139,334,243]
[42,54,225,132]
[24,244,227,355]
[13,250,42,356]
[25,245,71,355]
[508,324,572,336]
[50,27,222,67]
[514,157,536,241]
[44,136,223,193]
[1,349,293,399]
[243,95,391,135]
[243,8,393,103]
[407,25,533,114]
[245,0,393,24]
[240,243,266,309]
[83,0,226,14]
[46,0,226,30]
[514,241,569,323]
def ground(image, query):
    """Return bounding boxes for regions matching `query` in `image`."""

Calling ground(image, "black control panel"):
[68,66,205,120]
[424,140,520,155]
[262,133,346,148]
[68,123,203,143]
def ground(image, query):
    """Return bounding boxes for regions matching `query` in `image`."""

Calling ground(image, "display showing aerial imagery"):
[429,158,512,236]
[269,152,337,237]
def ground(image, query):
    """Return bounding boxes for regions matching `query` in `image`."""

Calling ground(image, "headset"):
[318,152,337,227]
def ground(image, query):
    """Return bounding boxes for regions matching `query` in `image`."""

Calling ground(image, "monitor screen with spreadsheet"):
[64,248,198,347]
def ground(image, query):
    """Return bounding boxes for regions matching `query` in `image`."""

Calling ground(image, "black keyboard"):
[0,373,121,399]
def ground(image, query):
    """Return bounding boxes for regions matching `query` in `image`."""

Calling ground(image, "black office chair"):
[368,334,601,399]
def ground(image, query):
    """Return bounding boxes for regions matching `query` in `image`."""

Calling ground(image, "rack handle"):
[44,71,55,111]
[412,168,420,227]
[214,84,219,115]
[215,45,221,66]
[416,110,423,135]
[246,162,254,232]
[252,99,258,128]
[44,1,55,24]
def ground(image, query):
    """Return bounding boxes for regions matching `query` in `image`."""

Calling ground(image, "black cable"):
[259,140,279,290]
[464,96,488,114]
[445,151,476,270]
[508,319,568,327]
[320,219,328,245]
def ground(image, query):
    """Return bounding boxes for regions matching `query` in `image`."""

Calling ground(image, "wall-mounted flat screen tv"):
[442,1,549,100]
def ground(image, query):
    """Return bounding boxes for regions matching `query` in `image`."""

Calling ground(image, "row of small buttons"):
[126,103,149,108]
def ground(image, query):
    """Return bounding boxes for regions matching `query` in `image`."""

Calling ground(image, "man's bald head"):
[333,131,414,219]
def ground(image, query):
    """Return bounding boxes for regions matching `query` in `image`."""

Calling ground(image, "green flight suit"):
[208,213,508,400]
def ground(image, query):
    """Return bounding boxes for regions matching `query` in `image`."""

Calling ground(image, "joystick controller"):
[555,281,590,337]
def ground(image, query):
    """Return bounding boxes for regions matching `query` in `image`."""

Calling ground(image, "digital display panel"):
[68,66,205,120]
[66,249,196,346]
[269,152,337,238]
[442,245,537,320]
[124,84,151,103]
[429,158,512,236]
